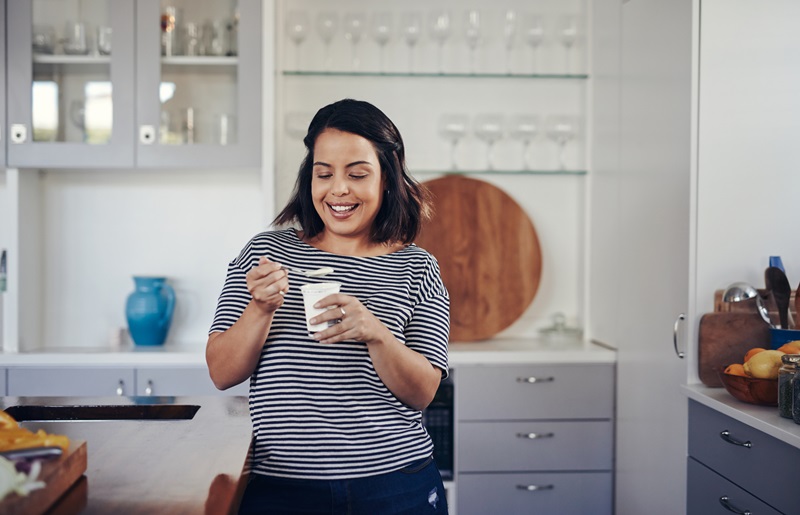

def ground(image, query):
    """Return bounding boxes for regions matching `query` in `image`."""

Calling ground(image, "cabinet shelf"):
[413,169,587,176]
[33,54,111,65]
[283,70,589,80]
[161,56,238,67]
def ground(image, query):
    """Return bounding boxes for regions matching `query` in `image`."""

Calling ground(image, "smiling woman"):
[206,99,451,514]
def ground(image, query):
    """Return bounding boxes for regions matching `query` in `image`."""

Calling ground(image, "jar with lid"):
[793,364,800,424]
[778,354,800,418]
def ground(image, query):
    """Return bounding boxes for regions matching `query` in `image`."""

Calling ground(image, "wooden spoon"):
[766,266,791,329]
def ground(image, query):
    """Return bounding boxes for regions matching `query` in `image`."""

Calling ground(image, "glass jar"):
[793,365,800,424]
[778,354,800,418]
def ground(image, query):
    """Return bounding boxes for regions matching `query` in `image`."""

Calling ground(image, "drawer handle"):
[116,380,125,396]
[145,380,153,396]
[673,313,686,358]
[516,376,554,383]
[516,484,554,492]
[719,496,752,515]
[719,430,752,448]
[516,432,555,440]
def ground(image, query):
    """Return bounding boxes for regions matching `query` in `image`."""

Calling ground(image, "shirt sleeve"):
[209,242,254,334]
[404,254,450,378]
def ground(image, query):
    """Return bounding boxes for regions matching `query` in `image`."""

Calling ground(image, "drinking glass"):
[502,11,518,74]
[523,14,545,74]
[371,12,393,73]
[343,12,366,70]
[429,10,451,74]
[401,12,423,73]
[558,15,580,73]
[63,21,89,55]
[286,10,310,69]
[508,114,539,170]
[439,114,469,170]
[316,12,338,71]
[474,114,504,170]
[464,10,481,74]
[545,115,577,170]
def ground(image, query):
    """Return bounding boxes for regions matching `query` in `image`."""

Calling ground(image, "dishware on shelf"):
[429,10,451,74]
[63,21,89,55]
[286,10,310,69]
[182,22,200,56]
[401,11,423,73]
[558,15,580,73]
[545,114,577,170]
[438,114,469,170]
[316,11,338,71]
[125,276,176,347]
[161,6,181,56]
[343,12,366,70]
[32,24,56,54]
[214,113,236,146]
[508,114,540,170]
[97,26,112,56]
[502,10,518,74]
[371,12,393,73]
[464,10,481,74]
[474,113,504,170]
[523,13,545,73]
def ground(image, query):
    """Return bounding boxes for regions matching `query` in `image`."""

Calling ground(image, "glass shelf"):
[412,169,587,176]
[283,70,589,80]
[161,56,238,67]
[34,55,111,65]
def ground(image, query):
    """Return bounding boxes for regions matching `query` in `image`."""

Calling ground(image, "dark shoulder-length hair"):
[272,98,432,245]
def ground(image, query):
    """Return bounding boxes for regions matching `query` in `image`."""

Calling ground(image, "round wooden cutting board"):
[415,175,542,342]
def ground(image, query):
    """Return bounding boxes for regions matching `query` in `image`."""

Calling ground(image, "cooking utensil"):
[282,265,334,278]
[766,266,791,329]
[0,446,63,461]
[721,282,773,327]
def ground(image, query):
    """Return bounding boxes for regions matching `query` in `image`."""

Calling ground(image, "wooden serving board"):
[415,176,542,342]
[698,313,771,387]
[1,440,87,515]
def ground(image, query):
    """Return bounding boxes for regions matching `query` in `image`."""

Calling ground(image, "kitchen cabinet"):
[454,363,614,515]
[0,368,7,397]
[135,366,248,396]
[687,400,796,515]
[0,1,6,167]
[6,0,262,169]
[7,366,136,396]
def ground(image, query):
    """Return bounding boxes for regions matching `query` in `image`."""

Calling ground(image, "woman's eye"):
[350,174,368,180]
[315,173,332,179]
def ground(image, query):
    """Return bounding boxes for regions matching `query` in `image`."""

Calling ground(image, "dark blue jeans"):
[237,456,448,515]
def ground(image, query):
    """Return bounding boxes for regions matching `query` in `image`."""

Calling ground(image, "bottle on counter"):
[778,354,800,418]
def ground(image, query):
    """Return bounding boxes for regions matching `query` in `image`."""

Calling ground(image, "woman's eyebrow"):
[312,160,374,168]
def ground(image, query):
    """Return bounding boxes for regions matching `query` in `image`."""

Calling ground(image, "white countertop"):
[683,383,800,450]
[0,338,616,367]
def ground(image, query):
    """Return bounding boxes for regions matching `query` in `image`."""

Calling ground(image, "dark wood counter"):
[1,396,253,514]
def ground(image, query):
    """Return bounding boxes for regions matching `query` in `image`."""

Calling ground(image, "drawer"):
[458,420,613,472]
[136,367,249,396]
[687,457,783,515]
[688,400,798,515]
[456,471,612,515]
[7,366,136,396]
[456,364,614,420]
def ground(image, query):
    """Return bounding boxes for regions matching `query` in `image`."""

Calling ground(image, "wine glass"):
[559,15,579,73]
[502,11,518,75]
[523,14,544,74]
[439,114,469,170]
[316,12,338,71]
[545,115,577,170]
[286,10,310,70]
[371,12,393,73]
[401,12,423,73]
[464,10,481,74]
[343,12,366,70]
[429,10,451,74]
[474,114,504,170]
[508,114,539,170]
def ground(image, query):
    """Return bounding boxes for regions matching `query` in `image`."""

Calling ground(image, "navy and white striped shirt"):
[210,228,450,479]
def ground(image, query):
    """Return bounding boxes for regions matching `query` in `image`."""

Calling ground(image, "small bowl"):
[718,369,778,406]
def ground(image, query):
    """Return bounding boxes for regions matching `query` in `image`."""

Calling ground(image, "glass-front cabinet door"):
[0,0,7,167]
[7,0,135,168]
[135,0,262,168]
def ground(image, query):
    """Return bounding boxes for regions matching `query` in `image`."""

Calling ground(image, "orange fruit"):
[724,363,747,377]
[776,344,800,355]
[743,347,766,362]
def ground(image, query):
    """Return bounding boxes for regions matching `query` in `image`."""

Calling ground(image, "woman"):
[207,98,450,514]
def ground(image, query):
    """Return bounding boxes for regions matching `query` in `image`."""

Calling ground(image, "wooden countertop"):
[0,396,253,514]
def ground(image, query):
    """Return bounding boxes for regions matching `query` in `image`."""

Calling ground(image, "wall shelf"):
[283,70,589,80]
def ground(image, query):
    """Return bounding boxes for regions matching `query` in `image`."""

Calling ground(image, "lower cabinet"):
[0,368,7,396]
[687,458,781,515]
[136,367,248,397]
[455,363,615,515]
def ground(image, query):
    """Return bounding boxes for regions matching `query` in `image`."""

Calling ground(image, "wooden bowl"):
[718,369,778,406]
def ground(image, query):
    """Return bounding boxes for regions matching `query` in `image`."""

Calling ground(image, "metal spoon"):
[766,267,792,329]
[282,266,334,278]
[722,282,773,327]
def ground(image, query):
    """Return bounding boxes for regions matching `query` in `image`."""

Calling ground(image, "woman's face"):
[311,128,384,242]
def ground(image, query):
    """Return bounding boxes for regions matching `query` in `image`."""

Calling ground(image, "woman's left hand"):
[310,294,388,345]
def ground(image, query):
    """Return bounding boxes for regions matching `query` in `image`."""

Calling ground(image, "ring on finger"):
[340,307,346,318]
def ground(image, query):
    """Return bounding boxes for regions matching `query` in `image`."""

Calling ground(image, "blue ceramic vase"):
[125,276,175,346]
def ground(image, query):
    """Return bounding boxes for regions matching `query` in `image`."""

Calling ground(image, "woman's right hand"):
[246,256,289,313]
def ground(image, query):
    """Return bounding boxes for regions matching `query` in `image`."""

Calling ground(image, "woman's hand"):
[246,256,289,314]
[310,294,389,345]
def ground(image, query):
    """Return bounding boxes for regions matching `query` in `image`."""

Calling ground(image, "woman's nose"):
[331,175,349,195]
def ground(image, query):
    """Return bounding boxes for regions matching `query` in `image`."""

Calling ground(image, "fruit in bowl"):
[718,368,778,406]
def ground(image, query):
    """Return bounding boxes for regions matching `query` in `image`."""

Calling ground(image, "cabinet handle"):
[145,380,153,396]
[116,380,125,396]
[516,376,554,383]
[516,432,554,439]
[719,430,752,448]
[516,484,554,492]
[719,496,752,515]
[673,313,686,358]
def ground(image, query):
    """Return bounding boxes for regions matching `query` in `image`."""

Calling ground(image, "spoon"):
[722,282,773,327]
[282,265,334,278]
[766,266,791,329]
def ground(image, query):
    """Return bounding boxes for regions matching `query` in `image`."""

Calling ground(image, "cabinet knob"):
[516,484,554,492]
[139,125,156,144]
[516,432,554,440]
[10,124,27,144]
[516,376,554,383]
[673,313,686,359]
[719,496,752,515]
[145,380,153,396]
[719,430,752,448]
[116,380,125,396]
